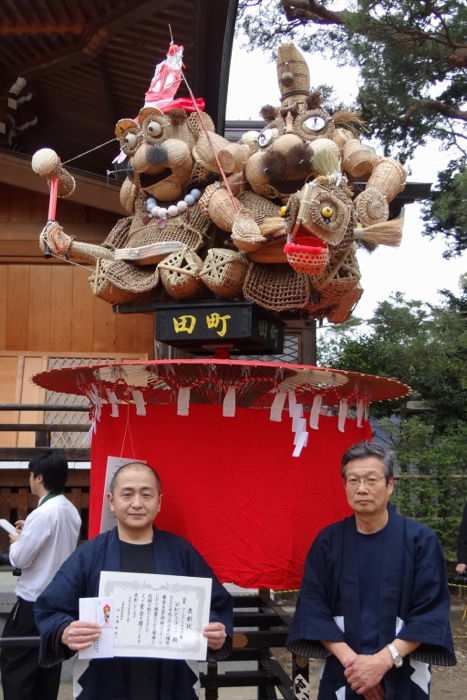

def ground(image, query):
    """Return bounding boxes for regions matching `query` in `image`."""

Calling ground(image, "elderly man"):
[288,440,455,700]
[34,461,233,700]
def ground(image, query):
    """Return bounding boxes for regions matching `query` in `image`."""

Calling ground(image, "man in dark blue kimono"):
[288,441,455,700]
[35,461,233,700]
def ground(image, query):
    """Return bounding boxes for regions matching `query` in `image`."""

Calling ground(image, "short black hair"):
[109,462,162,494]
[341,440,395,482]
[28,450,69,493]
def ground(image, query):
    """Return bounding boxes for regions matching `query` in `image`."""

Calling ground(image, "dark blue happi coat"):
[34,528,233,700]
[288,507,456,699]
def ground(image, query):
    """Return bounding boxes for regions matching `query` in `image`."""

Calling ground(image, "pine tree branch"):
[282,1,346,25]
[405,100,467,122]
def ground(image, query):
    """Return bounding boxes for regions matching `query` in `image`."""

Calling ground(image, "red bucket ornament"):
[284,226,330,277]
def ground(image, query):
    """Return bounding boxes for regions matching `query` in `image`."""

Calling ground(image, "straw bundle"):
[200,248,247,298]
[354,217,403,248]
[158,247,204,300]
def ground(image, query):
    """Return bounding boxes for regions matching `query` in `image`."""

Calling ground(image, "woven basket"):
[315,248,361,303]
[354,187,389,227]
[327,284,363,324]
[158,247,204,300]
[248,238,287,264]
[284,233,329,276]
[200,248,247,298]
[127,203,210,253]
[232,210,266,252]
[243,263,310,312]
[90,259,159,304]
[368,158,407,201]
[102,217,132,250]
[342,139,378,179]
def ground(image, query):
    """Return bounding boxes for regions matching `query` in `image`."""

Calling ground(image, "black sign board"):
[155,302,284,355]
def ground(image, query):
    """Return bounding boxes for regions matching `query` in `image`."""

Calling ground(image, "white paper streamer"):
[131,390,146,416]
[292,430,309,457]
[105,389,119,418]
[291,402,304,419]
[87,384,102,430]
[356,399,365,427]
[338,399,348,433]
[309,394,323,430]
[288,390,297,417]
[177,387,191,416]
[223,386,236,417]
[270,391,287,422]
[292,417,306,434]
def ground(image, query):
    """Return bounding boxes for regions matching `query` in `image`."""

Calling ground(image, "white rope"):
[62,137,118,166]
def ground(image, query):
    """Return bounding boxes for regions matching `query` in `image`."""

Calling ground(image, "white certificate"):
[98,571,212,660]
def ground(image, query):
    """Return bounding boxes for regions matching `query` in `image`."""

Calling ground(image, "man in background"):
[456,502,467,575]
[1,450,82,700]
[288,440,455,699]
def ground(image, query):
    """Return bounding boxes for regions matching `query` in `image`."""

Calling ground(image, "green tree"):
[317,288,467,555]
[237,0,467,256]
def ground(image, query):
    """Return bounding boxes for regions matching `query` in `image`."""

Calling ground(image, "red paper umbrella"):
[32,360,410,589]
[33,358,410,409]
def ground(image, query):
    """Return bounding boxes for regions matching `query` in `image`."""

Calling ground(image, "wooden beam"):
[0,152,123,215]
[0,24,85,36]
[20,0,173,79]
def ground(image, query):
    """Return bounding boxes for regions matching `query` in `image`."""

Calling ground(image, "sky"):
[226,43,467,320]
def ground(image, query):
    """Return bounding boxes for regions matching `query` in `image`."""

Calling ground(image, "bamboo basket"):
[243,263,310,312]
[248,238,287,264]
[284,230,329,276]
[127,203,211,253]
[327,284,363,323]
[90,259,159,304]
[200,248,247,298]
[342,139,378,179]
[158,247,204,300]
[315,248,361,303]
[368,158,407,201]
[354,187,389,227]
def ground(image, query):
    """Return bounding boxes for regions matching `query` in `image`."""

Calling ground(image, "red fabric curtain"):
[90,403,371,589]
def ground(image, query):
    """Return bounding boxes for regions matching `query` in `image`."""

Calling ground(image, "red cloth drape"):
[90,403,371,589]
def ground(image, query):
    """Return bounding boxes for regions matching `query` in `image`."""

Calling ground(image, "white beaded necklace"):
[144,188,202,220]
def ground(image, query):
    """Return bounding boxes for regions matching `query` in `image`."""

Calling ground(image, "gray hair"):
[341,440,395,482]
[109,462,162,494]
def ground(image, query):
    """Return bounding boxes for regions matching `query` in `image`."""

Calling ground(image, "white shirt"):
[9,494,82,602]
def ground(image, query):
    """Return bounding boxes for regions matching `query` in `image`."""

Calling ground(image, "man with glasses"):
[288,440,455,699]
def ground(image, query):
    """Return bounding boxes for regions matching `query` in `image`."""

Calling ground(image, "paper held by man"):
[79,571,212,661]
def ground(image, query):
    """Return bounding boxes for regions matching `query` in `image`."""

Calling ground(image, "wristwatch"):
[387,643,403,668]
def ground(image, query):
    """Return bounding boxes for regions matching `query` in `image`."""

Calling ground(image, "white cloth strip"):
[288,390,297,417]
[105,389,119,418]
[223,386,236,417]
[338,399,348,433]
[177,387,191,416]
[270,391,287,422]
[293,430,309,458]
[310,394,323,430]
[356,399,365,427]
[131,390,147,416]
[292,417,306,434]
[291,402,304,419]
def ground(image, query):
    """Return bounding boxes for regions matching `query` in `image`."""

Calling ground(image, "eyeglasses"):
[345,475,386,489]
